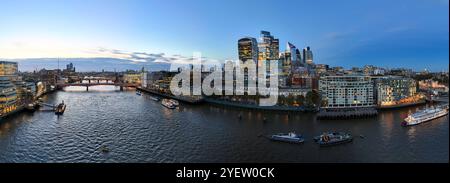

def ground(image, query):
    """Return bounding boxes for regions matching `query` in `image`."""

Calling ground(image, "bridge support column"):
[86,86,89,91]
[120,86,123,91]
[89,80,91,83]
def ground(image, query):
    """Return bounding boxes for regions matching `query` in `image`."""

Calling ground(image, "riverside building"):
[319,75,375,108]
[0,61,19,116]
[376,76,425,108]
[0,76,18,115]
[0,61,18,76]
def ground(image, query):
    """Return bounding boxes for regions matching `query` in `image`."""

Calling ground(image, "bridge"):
[57,82,138,91]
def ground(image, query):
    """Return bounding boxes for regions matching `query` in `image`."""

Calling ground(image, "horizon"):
[0,0,449,72]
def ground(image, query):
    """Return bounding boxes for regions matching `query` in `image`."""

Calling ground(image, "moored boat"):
[25,103,36,112]
[270,132,305,143]
[169,99,179,106]
[314,132,352,146]
[55,101,66,115]
[402,104,449,126]
[150,96,160,101]
[161,99,176,109]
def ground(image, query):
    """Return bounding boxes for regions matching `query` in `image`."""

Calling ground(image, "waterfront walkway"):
[136,87,203,104]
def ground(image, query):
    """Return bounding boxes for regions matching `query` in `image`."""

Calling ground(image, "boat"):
[25,103,36,112]
[314,132,353,146]
[55,100,66,115]
[169,99,179,106]
[402,104,449,126]
[150,96,160,101]
[136,91,142,95]
[270,132,305,143]
[161,99,176,109]
[100,145,110,153]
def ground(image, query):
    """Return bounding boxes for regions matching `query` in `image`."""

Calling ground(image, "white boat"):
[270,132,304,143]
[402,104,449,126]
[161,99,176,109]
[169,99,179,106]
[150,96,160,101]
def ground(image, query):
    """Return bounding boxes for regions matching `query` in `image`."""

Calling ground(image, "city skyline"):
[0,0,449,71]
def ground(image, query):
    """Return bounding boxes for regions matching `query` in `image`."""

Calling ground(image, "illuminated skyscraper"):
[258,31,279,61]
[238,37,258,64]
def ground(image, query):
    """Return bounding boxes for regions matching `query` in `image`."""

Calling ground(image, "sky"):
[0,0,448,71]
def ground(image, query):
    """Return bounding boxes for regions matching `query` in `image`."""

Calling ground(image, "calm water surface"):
[0,86,448,163]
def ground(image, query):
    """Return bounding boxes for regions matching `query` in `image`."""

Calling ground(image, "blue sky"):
[0,0,448,71]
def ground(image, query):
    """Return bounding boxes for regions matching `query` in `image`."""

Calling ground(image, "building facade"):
[238,37,259,64]
[0,76,18,115]
[376,76,422,107]
[319,76,375,108]
[0,61,18,76]
[258,31,279,61]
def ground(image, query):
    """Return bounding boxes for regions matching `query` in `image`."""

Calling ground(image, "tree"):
[297,95,305,106]
[305,90,321,107]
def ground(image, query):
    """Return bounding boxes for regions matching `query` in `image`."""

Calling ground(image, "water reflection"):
[0,90,447,163]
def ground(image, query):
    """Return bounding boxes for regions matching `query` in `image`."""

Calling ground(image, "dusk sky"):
[0,0,448,71]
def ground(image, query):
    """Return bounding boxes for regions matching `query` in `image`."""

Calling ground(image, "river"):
[0,86,448,163]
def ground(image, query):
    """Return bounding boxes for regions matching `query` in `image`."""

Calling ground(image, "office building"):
[238,37,259,64]
[0,76,18,115]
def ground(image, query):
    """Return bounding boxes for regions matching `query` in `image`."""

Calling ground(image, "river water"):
[0,86,448,163]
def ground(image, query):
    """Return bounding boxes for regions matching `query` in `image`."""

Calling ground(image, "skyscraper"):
[303,46,313,65]
[258,31,279,61]
[238,37,258,64]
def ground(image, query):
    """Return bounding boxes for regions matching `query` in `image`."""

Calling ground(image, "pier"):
[317,107,378,120]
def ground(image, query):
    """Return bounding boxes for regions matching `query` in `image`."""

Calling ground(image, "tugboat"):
[270,132,305,144]
[402,104,449,126]
[161,99,176,109]
[314,132,353,146]
[55,100,66,115]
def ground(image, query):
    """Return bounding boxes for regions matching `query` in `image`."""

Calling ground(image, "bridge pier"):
[120,86,123,91]
[86,86,89,91]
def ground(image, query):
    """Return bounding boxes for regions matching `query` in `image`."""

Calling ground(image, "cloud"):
[93,48,222,67]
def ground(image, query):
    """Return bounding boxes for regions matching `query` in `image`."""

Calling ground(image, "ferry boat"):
[402,104,449,127]
[55,101,66,115]
[161,99,176,109]
[314,132,353,146]
[270,132,305,143]
[169,99,179,106]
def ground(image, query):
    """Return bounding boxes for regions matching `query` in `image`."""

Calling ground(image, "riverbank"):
[376,99,426,110]
[136,87,204,104]
[1,89,56,122]
[0,106,25,122]
[203,98,318,112]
